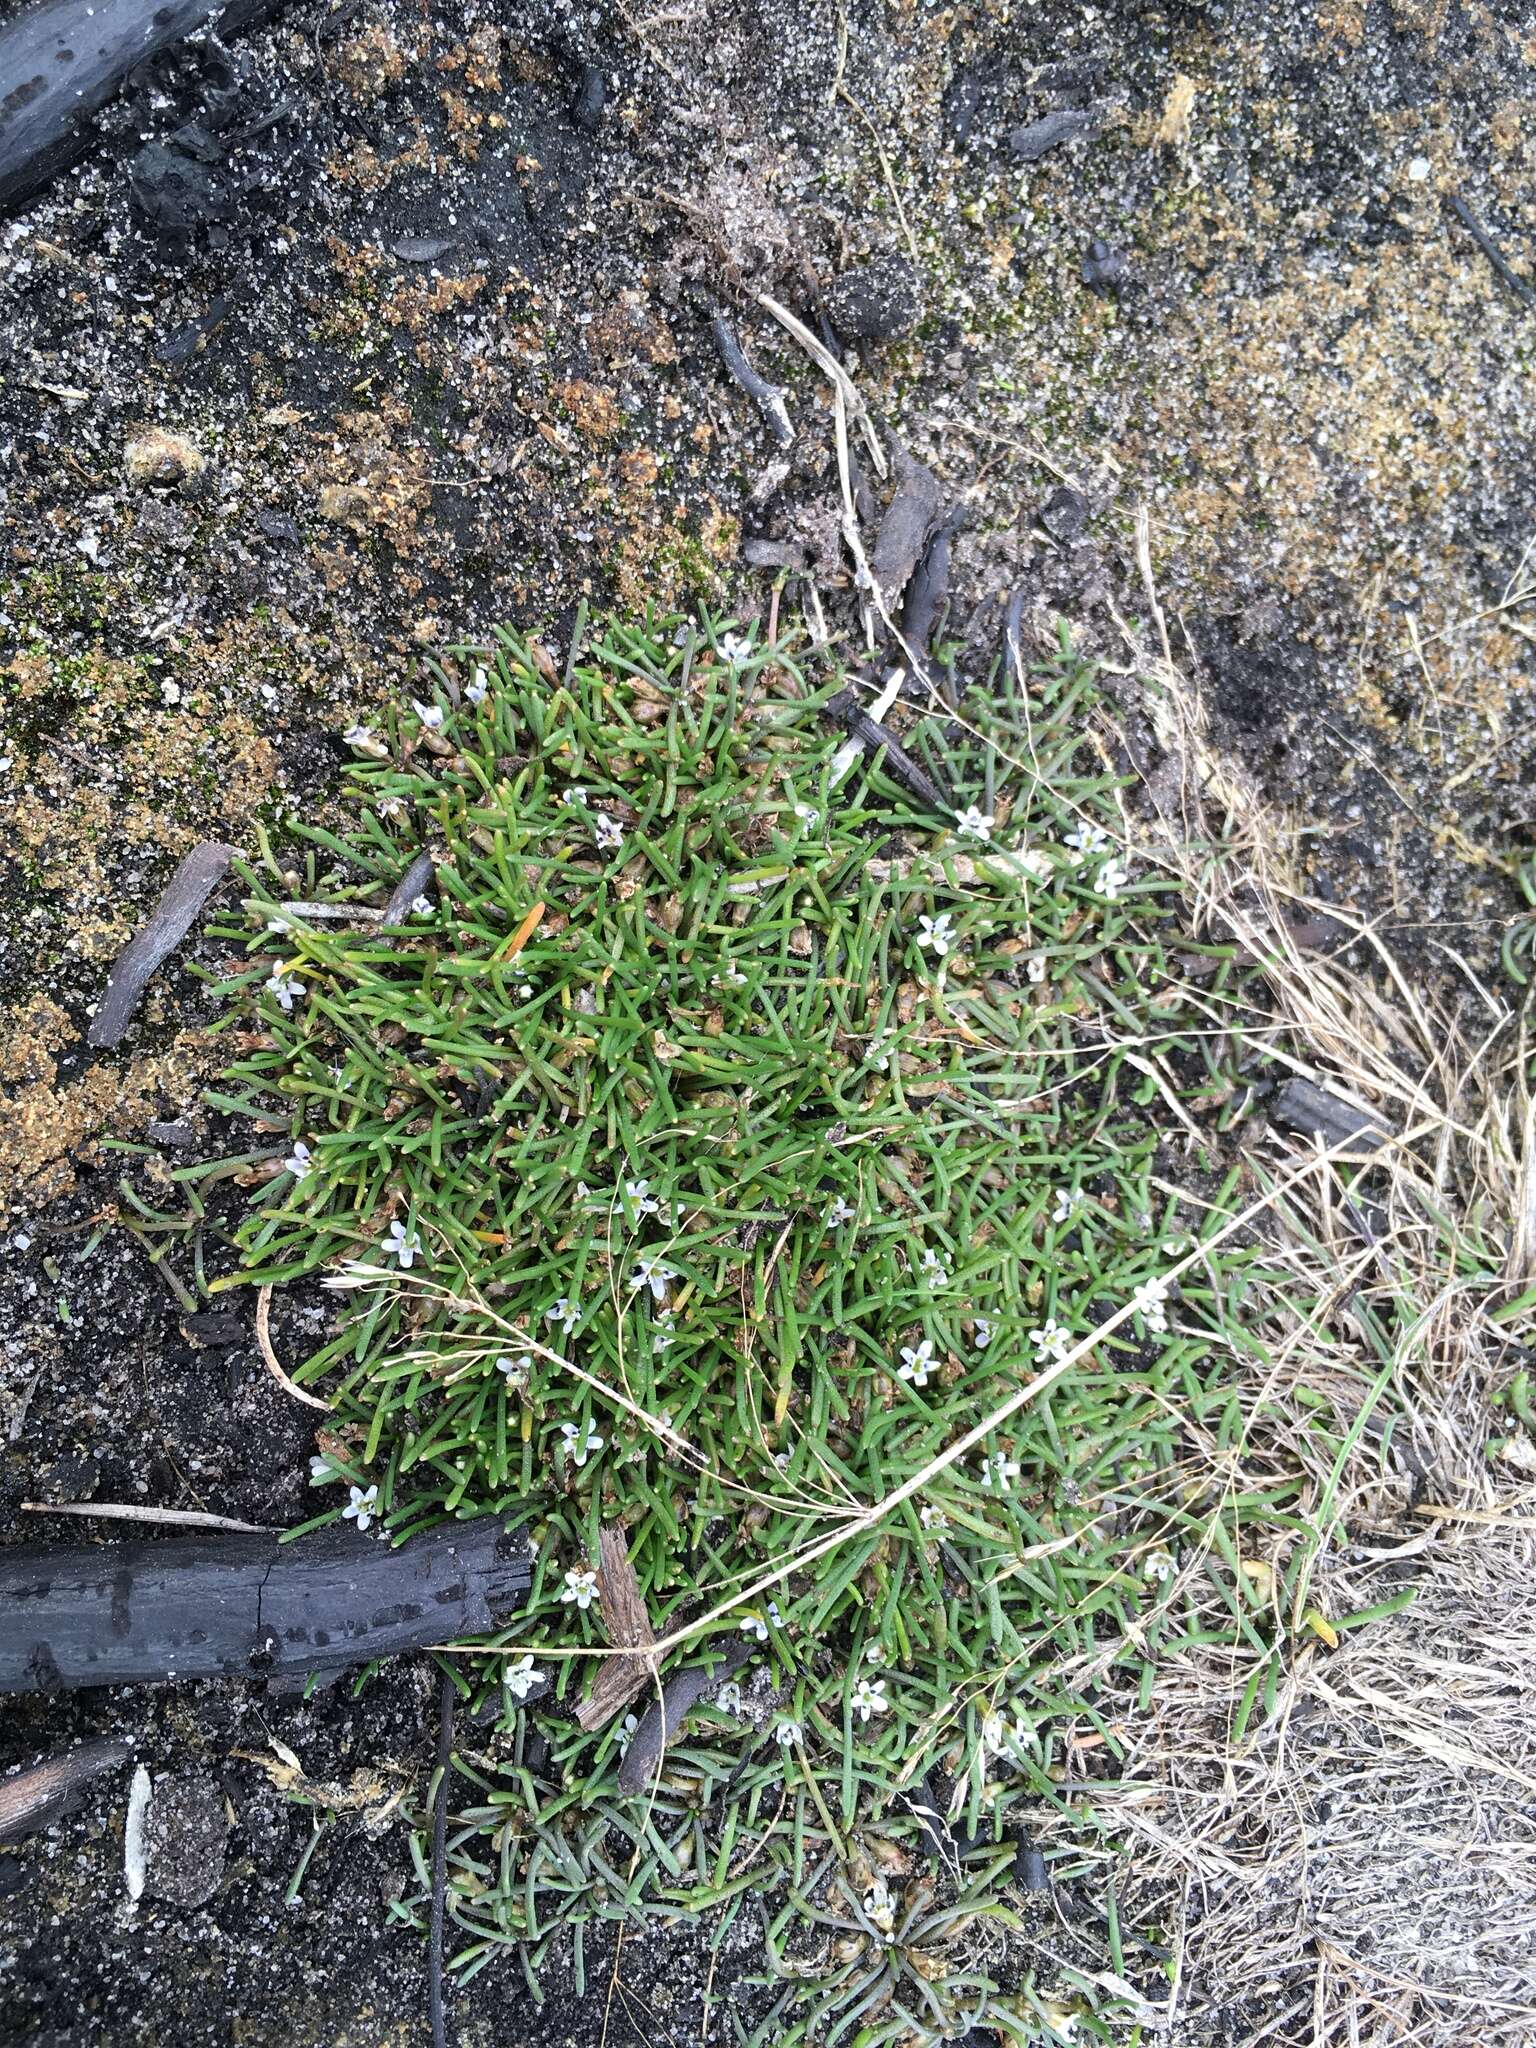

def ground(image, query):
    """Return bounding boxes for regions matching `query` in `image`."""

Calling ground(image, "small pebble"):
[124,428,203,488]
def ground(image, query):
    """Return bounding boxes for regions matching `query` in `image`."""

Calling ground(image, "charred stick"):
[711,315,795,449]
[382,851,438,926]
[1445,193,1536,310]
[823,687,949,814]
[1270,1077,1391,1159]
[428,1671,453,2048]
[617,1639,750,1795]
[870,440,943,611]
[0,1522,530,1694]
[88,841,237,1048]
[0,1737,132,1841]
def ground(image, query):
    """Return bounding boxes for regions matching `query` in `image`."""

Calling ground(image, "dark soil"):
[2,0,1533,2040]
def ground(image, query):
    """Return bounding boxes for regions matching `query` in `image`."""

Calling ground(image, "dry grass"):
[1027,530,1536,2046]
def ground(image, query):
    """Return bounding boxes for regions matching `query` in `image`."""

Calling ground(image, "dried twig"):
[255,1285,330,1412]
[756,293,887,479]
[20,1500,271,1532]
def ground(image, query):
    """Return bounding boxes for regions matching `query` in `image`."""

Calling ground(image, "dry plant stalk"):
[576,1525,661,1730]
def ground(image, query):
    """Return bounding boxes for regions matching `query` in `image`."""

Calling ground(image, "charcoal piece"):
[1008,109,1099,161]
[0,1522,530,1693]
[1271,1077,1390,1157]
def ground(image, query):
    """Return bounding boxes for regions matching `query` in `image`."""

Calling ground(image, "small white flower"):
[343,1483,379,1531]
[917,911,955,957]
[865,1037,893,1071]
[919,1503,949,1531]
[1064,821,1111,863]
[714,964,749,987]
[343,722,388,757]
[546,1297,581,1333]
[864,1641,886,1664]
[979,1452,1021,1492]
[560,1418,604,1467]
[793,802,820,825]
[309,1454,337,1483]
[408,893,434,917]
[377,796,406,822]
[384,1219,422,1268]
[565,786,589,806]
[717,630,753,666]
[265,973,305,1012]
[957,805,994,842]
[625,1178,660,1216]
[972,1316,994,1350]
[773,1451,790,1472]
[653,1319,676,1354]
[1143,1548,1176,1583]
[716,1681,744,1715]
[412,698,444,731]
[862,1876,895,1928]
[740,1610,771,1642]
[981,1710,1007,1753]
[615,1712,639,1754]
[284,1141,312,1180]
[466,666,489,704]
[1133,1277,1171,1333]
[561,1567,598,1609]
[827,1196,856,1227]
[630,1253,678,1304]
[265,914,294,935]
[772,1718,801,1747]
[594,812,624,852]
[1096,858,1131,901]
[504,1654,542,1700]
[898,1338,937,1388]
[850,1676,888,1723]
[919,1248,948,1288]
[1030,1318,1072,1363]
[497,1352,533,1389]
[1052,1188,1082,1225]
[1025,952,1048,984]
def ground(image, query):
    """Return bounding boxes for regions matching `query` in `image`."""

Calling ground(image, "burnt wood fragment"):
[0,1522,529,1694]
